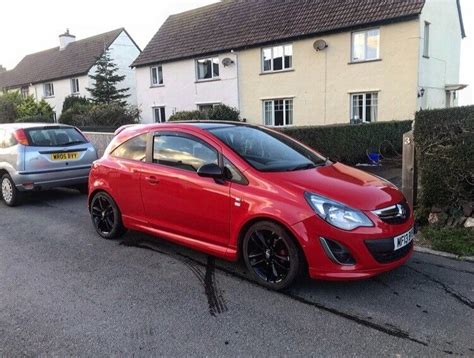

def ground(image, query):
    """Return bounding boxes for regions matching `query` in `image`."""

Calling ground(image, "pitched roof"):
[132,0,425,67]
[0,28,125,89]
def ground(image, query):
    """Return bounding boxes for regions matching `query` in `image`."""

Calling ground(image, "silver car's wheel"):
[1,174,20,207]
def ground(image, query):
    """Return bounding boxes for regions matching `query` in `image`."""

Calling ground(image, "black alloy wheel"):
[90,192,126,239]
[243,221,302,290]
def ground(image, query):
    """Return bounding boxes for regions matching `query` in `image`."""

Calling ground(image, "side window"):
[111,134,147,161]
[223,157,247,185]
[153,134,218,172]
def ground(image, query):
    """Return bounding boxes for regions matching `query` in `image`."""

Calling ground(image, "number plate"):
[51,152,79,161]
[393,227,414,251]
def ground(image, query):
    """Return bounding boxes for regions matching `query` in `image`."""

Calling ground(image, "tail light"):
[13,129,30,146]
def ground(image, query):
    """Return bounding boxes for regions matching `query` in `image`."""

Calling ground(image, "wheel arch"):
[236,216,308,269]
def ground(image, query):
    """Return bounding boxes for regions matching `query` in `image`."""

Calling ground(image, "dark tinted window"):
[112,134,147,161]
[209,126,325,172]
[26,127,87,147]
[153,134,218,172]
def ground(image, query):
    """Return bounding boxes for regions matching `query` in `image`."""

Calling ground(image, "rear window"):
[25,127,87,147]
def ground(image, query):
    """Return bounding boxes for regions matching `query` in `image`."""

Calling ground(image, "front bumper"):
[291,214,414,281]
[13,166,91,191]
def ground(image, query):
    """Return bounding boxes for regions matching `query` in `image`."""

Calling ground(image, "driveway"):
[0,189,473,356]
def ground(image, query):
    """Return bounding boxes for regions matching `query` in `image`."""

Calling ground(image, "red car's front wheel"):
[242,221,302,290]
[90,192,126,239]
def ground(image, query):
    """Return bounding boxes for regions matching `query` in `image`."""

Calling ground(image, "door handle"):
[145,175,159,185]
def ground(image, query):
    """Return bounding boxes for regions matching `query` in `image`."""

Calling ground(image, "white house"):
[133,52,239,123]
[132,0,466,126]
[0,28,141,119]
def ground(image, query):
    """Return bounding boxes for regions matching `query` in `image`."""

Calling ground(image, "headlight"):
[304,193,373,230]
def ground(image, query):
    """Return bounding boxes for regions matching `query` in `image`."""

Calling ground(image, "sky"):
[0,0,472,105]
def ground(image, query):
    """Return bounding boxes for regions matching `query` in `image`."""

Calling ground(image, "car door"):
[139,130,231,247]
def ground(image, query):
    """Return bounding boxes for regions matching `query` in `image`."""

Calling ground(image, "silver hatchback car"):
[0,123,98,206]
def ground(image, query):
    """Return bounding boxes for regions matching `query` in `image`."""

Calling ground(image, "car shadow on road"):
[15,188,85,208]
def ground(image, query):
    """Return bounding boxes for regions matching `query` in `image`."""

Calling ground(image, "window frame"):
[423,21,430,58]
[350,28,380,63]
[70,78,80,94]
[261,44,293,73]
[195,57,220,81]
[262,98,294,127]
[152,131,220,173]
[350,92,379,123]
[153,106,166,123]
[43,82,55,98]
[150,65,164,86]
[20,86,29,98]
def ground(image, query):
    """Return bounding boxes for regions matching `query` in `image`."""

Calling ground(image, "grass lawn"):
[421,227,474,257]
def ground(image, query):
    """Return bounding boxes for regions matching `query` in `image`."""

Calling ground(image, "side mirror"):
[197,163,224,179]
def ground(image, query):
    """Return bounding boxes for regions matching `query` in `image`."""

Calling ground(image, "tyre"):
[1,174,21,207]
[90,191,126,239]
[242,221,302,290]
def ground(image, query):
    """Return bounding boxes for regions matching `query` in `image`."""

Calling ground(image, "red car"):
[88,122,414,290]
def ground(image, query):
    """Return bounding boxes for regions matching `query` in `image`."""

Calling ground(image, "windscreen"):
[208,126,326,172]
[25,127,87,147]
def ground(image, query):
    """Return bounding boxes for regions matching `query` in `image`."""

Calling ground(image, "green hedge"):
[414,106,474,210]
[281,120,413,164]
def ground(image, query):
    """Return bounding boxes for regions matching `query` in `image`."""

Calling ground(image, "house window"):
[151,66,163,86]
[44,83,54,97]
[153,106,166,123]
[262,44,293,72]
[196,57,219,80]
[71,78,80,94]
[52,112,57,123]
[351,29,380,62]
[350,92,378,123]
[423,22,430,58]
[20,86,29,98]
[263,99,293,127]
[198,103,218,113]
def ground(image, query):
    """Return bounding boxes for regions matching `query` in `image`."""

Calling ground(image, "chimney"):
[59,29,75,50]
[0,65,6,73]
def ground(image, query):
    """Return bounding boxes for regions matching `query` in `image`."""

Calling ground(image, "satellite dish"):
[313,39,328,51]
[222,57,234,67]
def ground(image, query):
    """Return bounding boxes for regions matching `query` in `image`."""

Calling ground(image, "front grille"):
[365,238,413,264]
[373,201,410,224]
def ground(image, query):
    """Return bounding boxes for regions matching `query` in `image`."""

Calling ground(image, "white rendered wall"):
[418,0,463,109]
[135,52,239,123]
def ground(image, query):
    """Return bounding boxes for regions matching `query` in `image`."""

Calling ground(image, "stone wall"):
[84,132,114,157]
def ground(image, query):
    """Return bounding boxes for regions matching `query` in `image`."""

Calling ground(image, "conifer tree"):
[87,49,129,106]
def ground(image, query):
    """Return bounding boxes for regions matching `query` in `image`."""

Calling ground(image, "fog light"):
[320,238,356,265]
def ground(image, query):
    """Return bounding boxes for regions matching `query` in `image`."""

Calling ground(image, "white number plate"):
[394,227,414,251]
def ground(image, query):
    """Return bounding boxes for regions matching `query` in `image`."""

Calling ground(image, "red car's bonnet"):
[262,162,404,211]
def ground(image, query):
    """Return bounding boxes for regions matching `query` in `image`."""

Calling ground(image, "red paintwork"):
[89,123,414,280]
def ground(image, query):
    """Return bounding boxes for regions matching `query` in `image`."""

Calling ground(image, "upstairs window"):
[20,86,29,98]
[151,65,163,86]
[196,57,219,80]
[423,22,430,58]
[262,44,293,72]
[71,78,79,94]
[350,92,378,123]
[351,29,380,62]
[43,82,54,97]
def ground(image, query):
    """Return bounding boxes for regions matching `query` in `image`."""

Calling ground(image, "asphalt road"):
[1,189,473,356]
